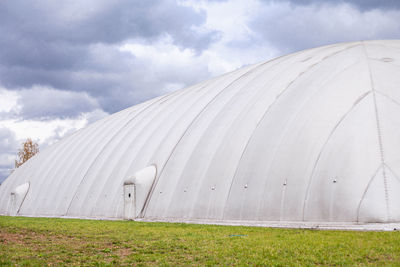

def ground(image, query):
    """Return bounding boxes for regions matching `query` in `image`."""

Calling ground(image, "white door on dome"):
[9,182,30,216]
[124,183,135,220]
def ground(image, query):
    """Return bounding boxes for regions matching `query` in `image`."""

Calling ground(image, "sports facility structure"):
[1,40,400,228]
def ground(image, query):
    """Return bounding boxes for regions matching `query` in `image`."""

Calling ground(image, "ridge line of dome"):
[362,41,391,221]
[141,62,266,217]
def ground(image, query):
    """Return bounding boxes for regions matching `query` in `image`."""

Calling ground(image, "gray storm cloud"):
[17,87,100,120]
[0,0,216,115]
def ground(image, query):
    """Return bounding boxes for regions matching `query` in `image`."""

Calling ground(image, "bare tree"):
[15,138,39,168]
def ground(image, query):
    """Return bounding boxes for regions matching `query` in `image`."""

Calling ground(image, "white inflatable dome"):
[1,40,400,227]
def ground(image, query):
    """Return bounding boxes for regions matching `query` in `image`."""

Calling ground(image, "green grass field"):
[1,216,400,266]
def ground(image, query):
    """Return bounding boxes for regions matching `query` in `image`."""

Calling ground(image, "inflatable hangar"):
[1,40,400,229]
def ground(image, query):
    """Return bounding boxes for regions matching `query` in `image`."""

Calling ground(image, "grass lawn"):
[1,216,400,266]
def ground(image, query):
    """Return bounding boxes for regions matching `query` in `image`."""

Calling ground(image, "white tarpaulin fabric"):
[1,40,400,225]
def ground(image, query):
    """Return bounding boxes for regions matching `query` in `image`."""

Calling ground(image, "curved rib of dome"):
[1,40,400,225]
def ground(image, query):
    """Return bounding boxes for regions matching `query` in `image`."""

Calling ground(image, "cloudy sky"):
[0,0,400,183]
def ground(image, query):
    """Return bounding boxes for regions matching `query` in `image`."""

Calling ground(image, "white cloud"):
[0,88,20,113]
[120,35,213,82]
[18,86,101,119]
[2,118,84,145]
[185,0,280,65]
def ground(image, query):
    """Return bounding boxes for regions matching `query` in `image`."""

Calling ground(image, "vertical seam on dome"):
[362,41,391,222]
[154,47,324,219]
[192,54,309,219]
[34,105,143,215]
[375,90,400,107]
[385,164,400,183]
[188,46,336,220]
[220,44,362,220]
[99,81,208,218]
[301,90,372,220]
[110,80,222,218]
[108,80,214,218]
[86,83,200,217]
[356,164,383,222]
[53,115,130,215]
[29,114,113,214]
[184,53,303,219]
[64,93,174,216]
[141,62,267,217]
